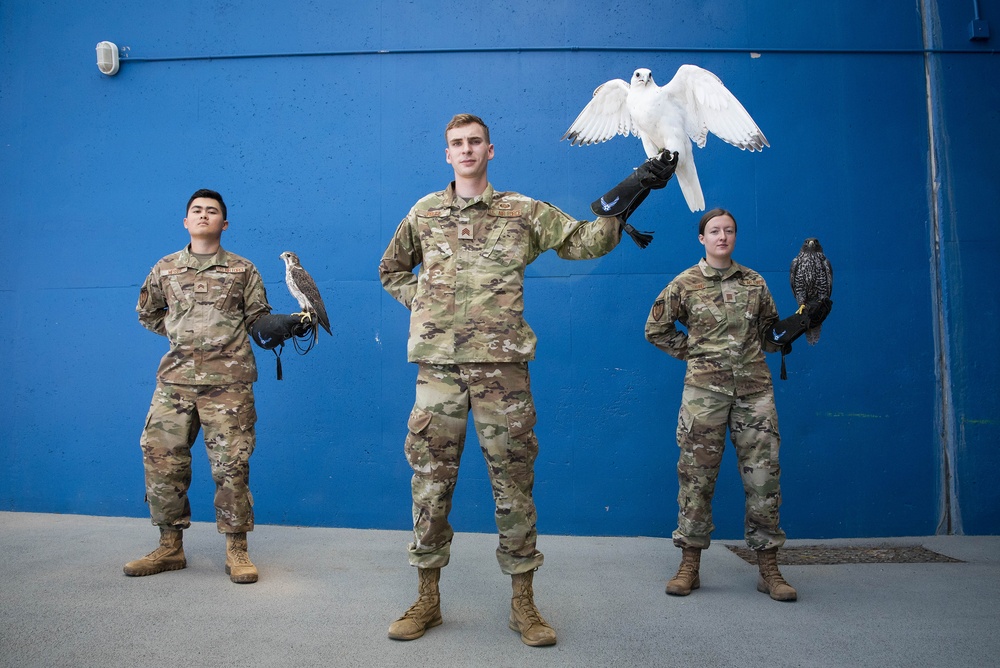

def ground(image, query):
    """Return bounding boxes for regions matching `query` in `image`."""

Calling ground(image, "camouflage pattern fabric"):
[379,182,622,364]
[646,259,787,550]
[140,381,257,532]
[381,181,623,573]
[403,362,543,574]
[672,384,785,551]
[645,259,782,397]
[137,246,271,385]
[136,244,269,532]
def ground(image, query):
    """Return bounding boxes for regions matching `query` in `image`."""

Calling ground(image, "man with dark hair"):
[125,188,307,584]
[379,114,677,645]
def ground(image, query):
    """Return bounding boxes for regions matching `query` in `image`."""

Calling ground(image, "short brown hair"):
[187,188,227,221]
[444,113,490,144]
[698,207,736,235]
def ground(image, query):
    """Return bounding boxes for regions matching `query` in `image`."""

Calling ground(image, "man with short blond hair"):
[379,114,677,645]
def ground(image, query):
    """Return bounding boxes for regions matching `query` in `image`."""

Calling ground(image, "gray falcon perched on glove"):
[767,238,834,379]
[790,237,833,345]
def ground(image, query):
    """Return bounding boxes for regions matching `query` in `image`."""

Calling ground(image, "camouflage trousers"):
[404,362,543,575]
[672,384,786,551]
[139,381,257,533]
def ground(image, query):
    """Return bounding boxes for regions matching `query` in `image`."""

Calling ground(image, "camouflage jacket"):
[645,258,781,396]
[379,182,622,364]
[137,245,271,385]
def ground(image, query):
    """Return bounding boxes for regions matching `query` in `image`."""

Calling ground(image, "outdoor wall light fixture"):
[96,41,120,76]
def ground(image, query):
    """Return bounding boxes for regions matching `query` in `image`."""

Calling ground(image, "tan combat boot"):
[666,547,702,595]
[509,570,557,647]
[225,532,258,584]
[123,527,186,576]
[756,548,797,601]
[388,567,442,640]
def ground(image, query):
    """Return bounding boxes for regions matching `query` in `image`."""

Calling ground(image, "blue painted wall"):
[1,1,996,538]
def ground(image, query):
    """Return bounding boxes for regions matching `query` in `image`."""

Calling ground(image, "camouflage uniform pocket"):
[758,408,780,442]
[745,287,759,317]
[218,275,245,312]
[484,222,527,267]
[677,404,694,441]
[506,405,537,440]
[237,403,257,432]
[502,405,539,475]
[166,273,192,307]
[404,407,454,477]
[407,407,433,434]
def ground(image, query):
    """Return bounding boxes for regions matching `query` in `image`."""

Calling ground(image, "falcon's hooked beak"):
[632,69,652,86]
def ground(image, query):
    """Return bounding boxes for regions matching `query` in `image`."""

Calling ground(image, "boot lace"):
[513,590,546,628]
[395,589,439,625]
[144,546,173,560]
[676,562,698,579]
[230,550,253,567]
[768,572,790,587]
[760,561,789,586]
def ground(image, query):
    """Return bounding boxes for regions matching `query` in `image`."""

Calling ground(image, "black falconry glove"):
[250,314,311,350]
[769,298,834,348]
[768,297,834,379]
[591,150,679,248]
[769,312,810,350]
[250,314,313,381]
[804,297,833,328]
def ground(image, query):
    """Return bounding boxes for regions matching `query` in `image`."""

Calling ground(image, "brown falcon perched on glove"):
[280,251,331,336]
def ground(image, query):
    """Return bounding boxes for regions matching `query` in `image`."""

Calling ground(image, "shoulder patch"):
[651,299,665,322]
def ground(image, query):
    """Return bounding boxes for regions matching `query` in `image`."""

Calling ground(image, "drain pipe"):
[920,0,961,535]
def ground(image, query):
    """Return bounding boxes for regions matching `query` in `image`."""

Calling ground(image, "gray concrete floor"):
[1,511,998,668]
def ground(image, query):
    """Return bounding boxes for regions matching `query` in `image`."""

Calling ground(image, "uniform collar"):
[698,257,743,280]
[444,182,496,210]
[180,245,229,269]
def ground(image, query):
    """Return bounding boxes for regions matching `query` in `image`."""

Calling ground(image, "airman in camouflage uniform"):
[380,114,676,646]
[645,207,798,602]
[124,189,303,585]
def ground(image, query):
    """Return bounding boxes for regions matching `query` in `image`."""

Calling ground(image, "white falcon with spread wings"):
[562,65,769,212]
[280,251,331,336]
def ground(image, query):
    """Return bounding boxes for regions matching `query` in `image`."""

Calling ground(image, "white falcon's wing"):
[662,64,768,151]
[561,79,635,146]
